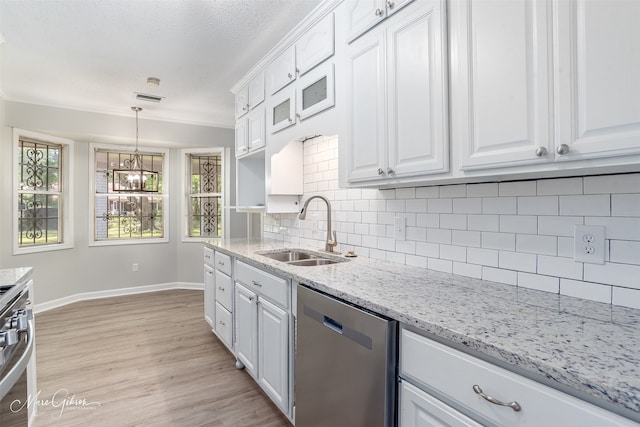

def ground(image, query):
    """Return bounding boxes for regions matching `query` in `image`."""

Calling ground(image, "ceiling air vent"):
[134,92,165,103]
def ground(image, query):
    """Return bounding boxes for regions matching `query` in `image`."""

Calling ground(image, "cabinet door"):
[204,264,215,328]
[452,0,553,170]
[235,85,249,119]
[258,298,289,412]
[268,87,296,134]
[266,45,296,95]
[235,119,248,157]
[554,0,640,160]
[400,381,482,427]
[296,62,335,121]
[345,0,386,42]
[345,27,387,182]
[296,13,334,76]
[248,71,265,110]
[247,107,265,152]
[235,283,258,376]
[387,0,448,177]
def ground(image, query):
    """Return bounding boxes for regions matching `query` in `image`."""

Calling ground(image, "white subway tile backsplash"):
[482,197,517,214]
[440,214,467,230]
[560,195,610,216]
[538,216,583,237]
[611,194,640,217]
[467,247,499,267]
[272,136,638,307]
[584,173,640,194]
[453,262,483,279]
[452,230,481,247]
[440,244,466,262]
[468,214,499,232]
[481,232,516,251]
[538,255,583,280]
[516,234,557,256]
[500,215,537,234]
[584,262,640,289]
[609,241,640,265]
[499,251,537,273]
[517,273,559,293]
[483,267,517,285]
[560,279,611,303]
[518,196,558,215]
[536,177,583,195]
[440,184,467,198]
[612,287,640,310]
[428,198,453,213]
[467,182,498,197]
[499,181,536,196]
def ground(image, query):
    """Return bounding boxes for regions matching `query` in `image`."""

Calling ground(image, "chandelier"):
[112,106,159,192]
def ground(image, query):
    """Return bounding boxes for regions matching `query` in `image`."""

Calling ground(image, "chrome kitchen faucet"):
[298,195,337,253]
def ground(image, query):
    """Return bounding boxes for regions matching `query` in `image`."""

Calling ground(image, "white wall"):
[264,135,640,309]
[0,100,240,304]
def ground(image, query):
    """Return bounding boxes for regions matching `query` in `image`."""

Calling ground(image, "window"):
[13,129,74,254]
[90,144,169,245]
[182,148,228,241]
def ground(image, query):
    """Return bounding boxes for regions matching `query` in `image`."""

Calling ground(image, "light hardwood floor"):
[32,289,291,427]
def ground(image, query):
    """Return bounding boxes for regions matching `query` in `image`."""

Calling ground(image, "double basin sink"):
[257,249,350,267]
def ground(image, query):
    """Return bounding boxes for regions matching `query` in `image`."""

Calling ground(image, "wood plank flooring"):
[32,289,291,427]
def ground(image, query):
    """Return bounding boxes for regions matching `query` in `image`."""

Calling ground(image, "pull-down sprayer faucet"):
[298,195,337,253]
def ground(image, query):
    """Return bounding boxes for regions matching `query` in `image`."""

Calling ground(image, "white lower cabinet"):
[235,283,258,376]
[400,327,637,427]
[203,263,215,328]
[400,380,481,427]
[257,297,289,411]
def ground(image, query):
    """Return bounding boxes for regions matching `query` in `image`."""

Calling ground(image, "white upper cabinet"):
[451,0,553,170]
[296,13,335,76]
[345,0,448,183]
[554,0,640,161]
[236,105,265,158]
[266,46,297,96]
[235,71,265,120]
[345,0,414,42]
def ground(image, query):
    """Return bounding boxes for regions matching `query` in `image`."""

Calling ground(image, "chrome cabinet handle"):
[288,72,293,79]
[378,168,385,175]
[387,167,394,175]
[535,146,547,157]
[387,1,395,8]
[375,8,384,16]
[218,286,224,291]
[218,320,225,326]
[556,144,570,155]
[473,385,521,412]
[217,261,225,266]
[251,280,262,287]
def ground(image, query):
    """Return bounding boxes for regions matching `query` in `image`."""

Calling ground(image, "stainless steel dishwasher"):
[295,285,397,427]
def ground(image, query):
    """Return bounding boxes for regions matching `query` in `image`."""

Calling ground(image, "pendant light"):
[112,106,159,192]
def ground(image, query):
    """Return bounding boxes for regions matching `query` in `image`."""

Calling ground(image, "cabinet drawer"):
[235,261,288,308]
[400,328,635,427]
[214,251,232,275]
[204,247,214,267]
[215,302,233,348]
[215,270,233,311]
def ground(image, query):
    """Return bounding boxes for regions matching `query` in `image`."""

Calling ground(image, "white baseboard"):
[33,282,203,314]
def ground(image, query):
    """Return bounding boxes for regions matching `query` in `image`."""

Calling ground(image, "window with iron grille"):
[187,152,224,238]
[91,145,168,244]
[14,129,74,254]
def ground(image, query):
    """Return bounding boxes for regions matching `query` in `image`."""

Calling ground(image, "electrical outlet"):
[394,217,405,241]
[132,263,139,272]
[574,225,605,264]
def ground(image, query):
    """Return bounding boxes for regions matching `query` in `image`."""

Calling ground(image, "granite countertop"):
[0,267,32,288]
[206,239,640,421]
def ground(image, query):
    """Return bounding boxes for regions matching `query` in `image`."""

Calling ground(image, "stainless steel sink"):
[257,249,349,266]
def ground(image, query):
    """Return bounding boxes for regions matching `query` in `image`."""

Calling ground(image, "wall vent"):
[134,92,165,103]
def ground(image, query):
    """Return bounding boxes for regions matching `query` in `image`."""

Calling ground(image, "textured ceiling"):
[0,0,323,127]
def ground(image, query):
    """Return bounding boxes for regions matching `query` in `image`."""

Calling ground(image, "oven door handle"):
[0,319,34,401]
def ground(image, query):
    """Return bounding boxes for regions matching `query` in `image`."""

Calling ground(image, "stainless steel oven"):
[0,281,34,427]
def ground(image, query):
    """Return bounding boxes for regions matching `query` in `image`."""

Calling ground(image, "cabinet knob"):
[296,68,300,75]
[288,117,293,123]
[375,8,384,16]
[288,72,293,79]
[378,168,385,175]
[296,113,301,119]
[535,146,548,157]
[386,1,395,8]
[556,144,570,155]
[387,167,394,175]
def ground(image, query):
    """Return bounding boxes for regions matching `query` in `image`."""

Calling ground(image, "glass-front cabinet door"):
[269,87,296,134]
[296,62,335,121]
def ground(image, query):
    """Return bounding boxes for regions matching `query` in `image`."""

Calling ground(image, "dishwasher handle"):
[323,315,343,334]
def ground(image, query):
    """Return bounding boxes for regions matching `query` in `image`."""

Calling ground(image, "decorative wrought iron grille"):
[17,139,62,246]
[188,153,223,238]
